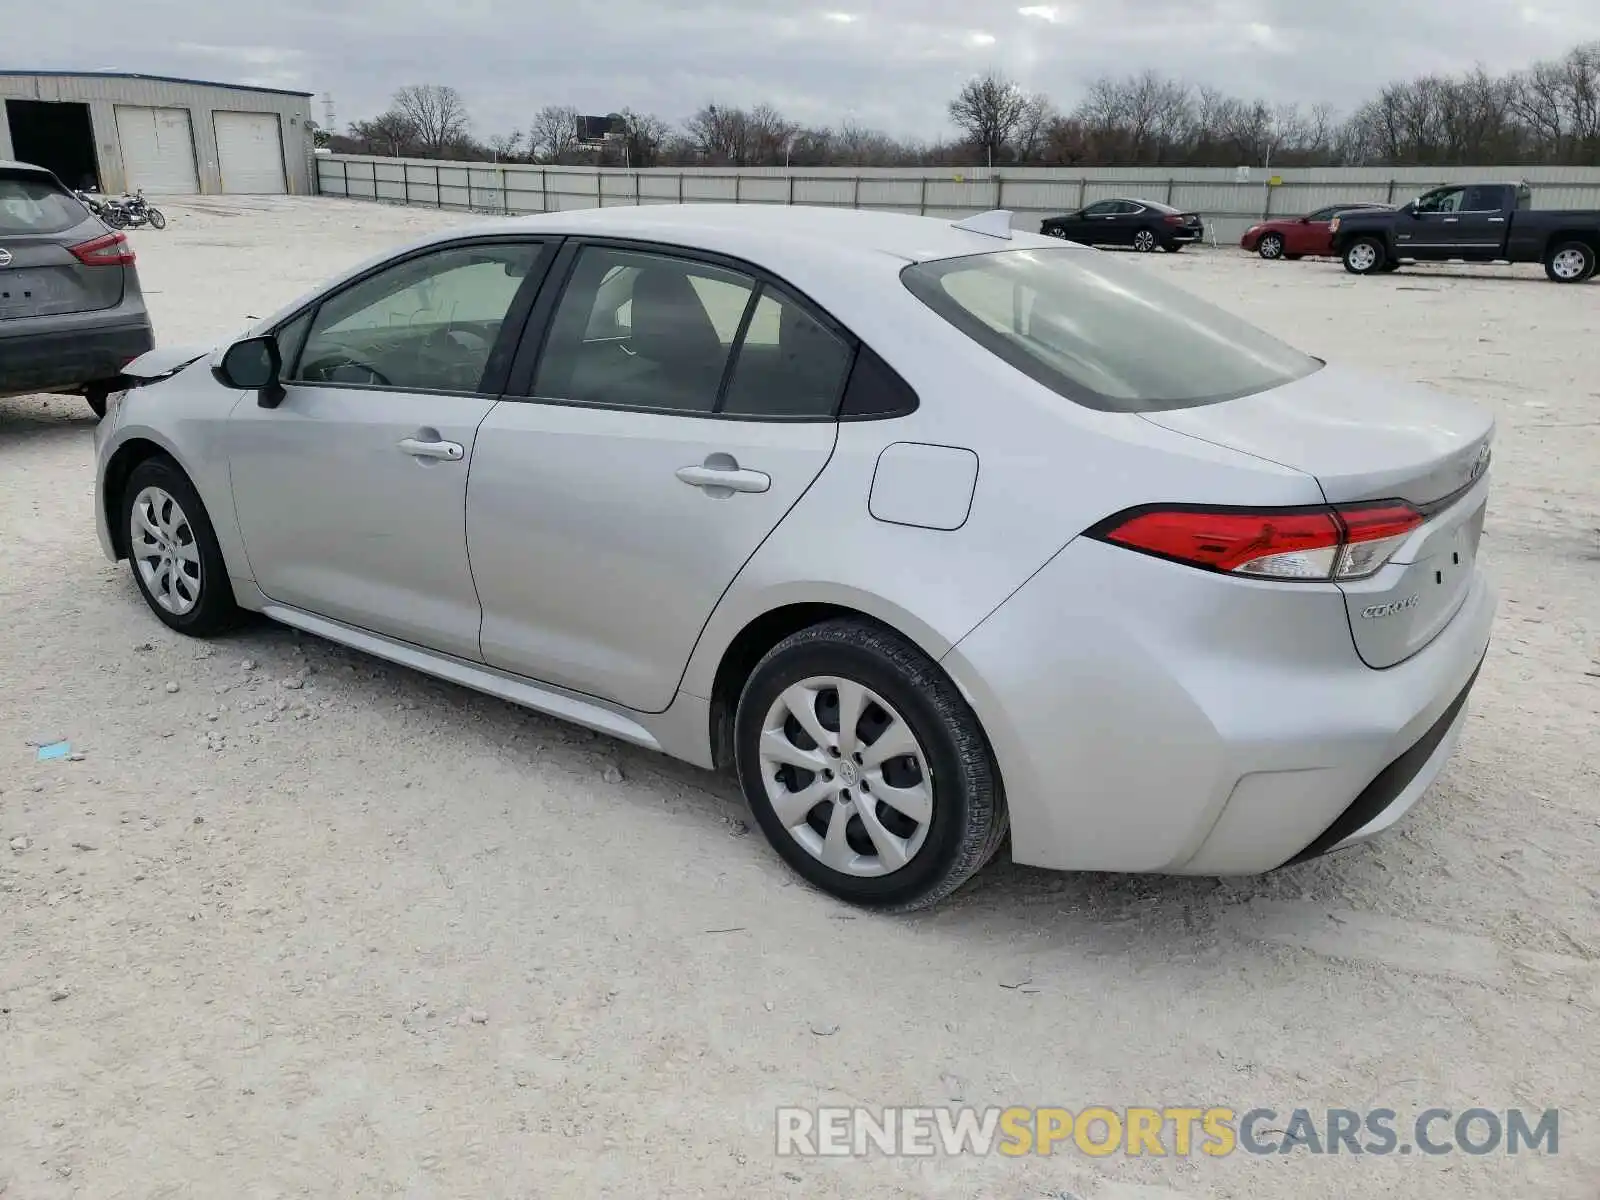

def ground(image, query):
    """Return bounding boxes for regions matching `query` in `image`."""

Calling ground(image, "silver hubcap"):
[1552,248,1588,279]
[1261,236,1282,258]
[130,486,202,615]
[1135,232,1155,251]
[759,677,933,878]
[1349,243,1378,271]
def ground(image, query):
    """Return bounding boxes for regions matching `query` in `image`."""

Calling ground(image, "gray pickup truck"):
[1329,181,1600,283]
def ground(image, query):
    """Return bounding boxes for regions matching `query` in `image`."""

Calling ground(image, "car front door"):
[227,238,552,659]
[1291,207,1336,256]
[1398,187,1467,257]
[1068,201,1120,245]
[467,241,851,712]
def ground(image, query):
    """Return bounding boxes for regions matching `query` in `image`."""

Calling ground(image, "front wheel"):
[146,208,167,230]
[1132,229,1157,252]
[1343,237,1386,275]
[1545,240,1595,283]
[121,456,245,637]
[734,619,1007,911]
[1257,233,1285,260]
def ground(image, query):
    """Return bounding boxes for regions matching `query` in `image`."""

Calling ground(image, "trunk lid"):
[1141,363,1495,668]
[0,170,123,320]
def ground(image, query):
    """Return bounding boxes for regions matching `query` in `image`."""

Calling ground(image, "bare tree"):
[948,72,1030,166]
[616,109,670,167]
[391,84,471,157]
[487,130,523,162]
[347,111,419,158]
[528,104,581,163]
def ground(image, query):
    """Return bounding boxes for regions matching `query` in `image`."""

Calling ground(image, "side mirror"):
[1401,201,1419,217]
[214,334,284,407]
[1299,216,1311,224]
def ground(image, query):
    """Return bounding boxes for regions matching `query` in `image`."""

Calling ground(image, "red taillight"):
[1091,502,1424,582]
[1163,213,1185,225]
[69,231,135,267]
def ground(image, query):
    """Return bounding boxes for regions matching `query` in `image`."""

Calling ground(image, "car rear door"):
[1454,185,1510,253]
[226,237,553,659]
[467,240,851,713]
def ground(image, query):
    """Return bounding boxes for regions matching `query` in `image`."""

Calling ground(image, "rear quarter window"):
[901,247,1320,412]
[0,173,89,236]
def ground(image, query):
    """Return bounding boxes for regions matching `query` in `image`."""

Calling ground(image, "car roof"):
[409,204,1069,267]
[0,159,53,175]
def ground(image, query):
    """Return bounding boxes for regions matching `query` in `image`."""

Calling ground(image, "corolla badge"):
[1362,595,1420,619]
[0,248,12,268]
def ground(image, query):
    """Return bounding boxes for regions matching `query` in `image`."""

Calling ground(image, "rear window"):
[0,172,88,235]
[901,247,1320,412]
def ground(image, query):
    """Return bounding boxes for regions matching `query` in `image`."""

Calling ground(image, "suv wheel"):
[733,619,1007,911]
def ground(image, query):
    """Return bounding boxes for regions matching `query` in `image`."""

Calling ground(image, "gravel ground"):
[2,196,1598,1199]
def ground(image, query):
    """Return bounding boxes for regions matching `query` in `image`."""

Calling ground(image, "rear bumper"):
[941,537,1497,875]
[1166,226,1204,243]
[0,320,154,396]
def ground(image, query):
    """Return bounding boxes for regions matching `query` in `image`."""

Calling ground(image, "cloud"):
[21,0,1600,141]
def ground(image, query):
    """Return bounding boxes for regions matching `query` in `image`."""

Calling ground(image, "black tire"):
[147,208,167,231]
[101,207,127,230]
[1257,233,1285,260]
[1165,242,1184,253]
[1544,240,1595,283]
[1342,237,1387,275]
[120,456,245,637]
[83,382,111,418]
[733,619,1007,911]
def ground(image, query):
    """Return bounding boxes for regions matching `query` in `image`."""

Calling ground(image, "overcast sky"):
[25,0,1600,139]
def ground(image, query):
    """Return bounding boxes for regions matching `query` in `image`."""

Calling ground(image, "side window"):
[721,285,853,418]
[533,246,754,414]
[1462,185,1502,212]
[274,308,314,375]
[1415,188,1464,214]
[290,241,542,393]
[1082,201,1115,216]
[1308,207,1334,222]
[1119,202,1145,215]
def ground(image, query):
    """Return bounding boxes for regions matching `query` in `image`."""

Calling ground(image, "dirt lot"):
[2,197,1597,1199]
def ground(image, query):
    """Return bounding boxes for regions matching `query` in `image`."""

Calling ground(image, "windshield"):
[901,247,1320,412]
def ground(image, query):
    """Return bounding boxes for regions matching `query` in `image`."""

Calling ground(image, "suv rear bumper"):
[0,320,154,397]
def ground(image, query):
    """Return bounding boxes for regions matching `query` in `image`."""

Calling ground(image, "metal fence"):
[315,154,1600,244]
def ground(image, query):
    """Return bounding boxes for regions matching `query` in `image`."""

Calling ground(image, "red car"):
[1240,203,1394,260]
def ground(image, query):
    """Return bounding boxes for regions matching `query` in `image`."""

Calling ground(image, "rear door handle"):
[676,459,770,495]
[398,437,463,461]
[1488,217,1506,223]
[1443,217,1459,223]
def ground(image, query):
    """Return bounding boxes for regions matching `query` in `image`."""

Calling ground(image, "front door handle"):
[1443,217,1459,223]
[398,437,463,461]
[676,456,770,496]
[1488,216,1506,223]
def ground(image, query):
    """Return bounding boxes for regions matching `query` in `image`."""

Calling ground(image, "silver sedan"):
[93,204,1496,909]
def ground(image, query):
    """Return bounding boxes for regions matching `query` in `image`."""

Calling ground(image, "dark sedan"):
[0,159,154,417]
[1240,202,1394,260]
[1040,199,1204,253]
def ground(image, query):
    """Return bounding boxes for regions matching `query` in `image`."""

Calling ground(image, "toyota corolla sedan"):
[93,204,1495,910]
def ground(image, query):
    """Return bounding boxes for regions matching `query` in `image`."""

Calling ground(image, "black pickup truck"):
[1329,181,1600,282]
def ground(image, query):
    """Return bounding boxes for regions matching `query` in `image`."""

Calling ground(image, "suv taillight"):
[1088,502,1425,581]
[69,231,135,266]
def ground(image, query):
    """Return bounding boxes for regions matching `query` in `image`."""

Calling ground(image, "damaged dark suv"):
[0,159,154,417]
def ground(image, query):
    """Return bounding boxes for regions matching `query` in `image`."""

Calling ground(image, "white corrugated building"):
[0,70,314,195]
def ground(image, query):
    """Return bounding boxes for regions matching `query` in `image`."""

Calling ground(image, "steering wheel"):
[300,355,393,387]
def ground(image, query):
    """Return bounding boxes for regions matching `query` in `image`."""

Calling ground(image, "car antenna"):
[951,210,1014,239]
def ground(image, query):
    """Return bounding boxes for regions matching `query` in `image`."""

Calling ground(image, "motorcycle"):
[74,189,123,227]
[101,190,168,231]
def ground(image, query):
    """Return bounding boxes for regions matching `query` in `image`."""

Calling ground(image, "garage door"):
[113,106,199,194]
[214,111,287,193]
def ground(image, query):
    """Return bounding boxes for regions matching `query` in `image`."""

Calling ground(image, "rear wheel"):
[734,619,1007,911]
[1343,237,1386,275]
[1544,240,1595,283]
[121,456,245,637]
[1258,233,1285,260]
[1132,229,1157,253]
